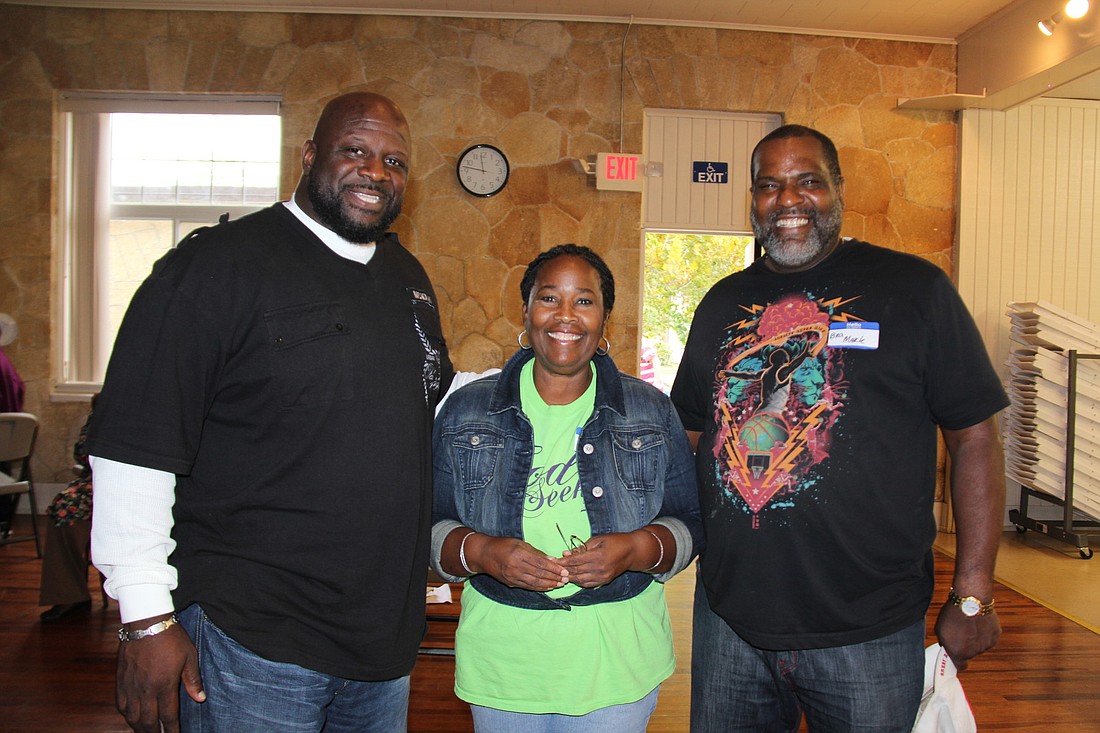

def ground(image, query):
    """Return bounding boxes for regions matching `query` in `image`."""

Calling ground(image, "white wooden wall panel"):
[959,100,1100,378]
[643,109,780,231]
[957,99,1100,520]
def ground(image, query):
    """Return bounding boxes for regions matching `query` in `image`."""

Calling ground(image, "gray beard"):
[751,202,843,269]
[306,175,401,244]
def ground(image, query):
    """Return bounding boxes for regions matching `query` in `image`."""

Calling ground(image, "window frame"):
[54,92,281,396]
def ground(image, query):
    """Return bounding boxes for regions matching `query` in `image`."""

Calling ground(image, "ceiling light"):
[1064,0,1090,18]
[1038,11,1063,35]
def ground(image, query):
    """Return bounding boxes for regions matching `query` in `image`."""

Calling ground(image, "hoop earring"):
[517,329,532,350]
[596,337,610,356]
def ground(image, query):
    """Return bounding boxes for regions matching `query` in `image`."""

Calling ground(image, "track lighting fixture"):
[1065,0,1090,18]
[1038,0,1091,35]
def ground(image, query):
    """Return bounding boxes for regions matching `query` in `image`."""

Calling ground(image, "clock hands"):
[457,144,507,196]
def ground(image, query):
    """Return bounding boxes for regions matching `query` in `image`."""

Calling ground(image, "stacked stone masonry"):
[0,7,957,478]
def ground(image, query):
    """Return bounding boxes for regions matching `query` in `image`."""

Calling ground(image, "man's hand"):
[116,616,205,733]
[939,417,1005,671]
[934,601,1001,672]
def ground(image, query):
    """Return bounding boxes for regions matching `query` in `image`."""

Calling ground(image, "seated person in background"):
[431,244,702,732]
[39,395,100,622]
[0,312,26,538]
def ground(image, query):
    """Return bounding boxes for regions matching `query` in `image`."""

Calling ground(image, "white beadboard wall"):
[643,109,780,232]
[957,99,1100,521]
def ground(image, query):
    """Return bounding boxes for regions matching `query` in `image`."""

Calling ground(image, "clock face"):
[457,144,509,197]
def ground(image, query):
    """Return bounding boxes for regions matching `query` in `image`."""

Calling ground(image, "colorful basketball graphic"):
[740,411,789,451]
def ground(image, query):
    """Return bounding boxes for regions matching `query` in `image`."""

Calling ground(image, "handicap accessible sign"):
[693,161,728,183]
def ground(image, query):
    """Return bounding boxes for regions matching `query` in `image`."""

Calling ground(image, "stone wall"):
[0,6,957,480]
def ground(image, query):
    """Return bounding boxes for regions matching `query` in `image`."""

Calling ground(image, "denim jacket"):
[430,349,702,610]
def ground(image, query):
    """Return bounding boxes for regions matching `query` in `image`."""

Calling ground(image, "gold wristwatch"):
[947,588,995,617]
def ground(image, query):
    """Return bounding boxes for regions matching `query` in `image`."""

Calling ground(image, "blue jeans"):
[178,604,410,733]
[690,578,924,733]
[470,686,660,733]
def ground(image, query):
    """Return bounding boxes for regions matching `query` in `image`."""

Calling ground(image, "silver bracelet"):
[458,530,477,576]
[643,529,664,573]
[118,613,179,642]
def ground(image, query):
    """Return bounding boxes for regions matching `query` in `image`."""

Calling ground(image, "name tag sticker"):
[827,322,880,350]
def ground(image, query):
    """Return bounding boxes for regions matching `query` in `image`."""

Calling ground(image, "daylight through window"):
[57,95,281,391]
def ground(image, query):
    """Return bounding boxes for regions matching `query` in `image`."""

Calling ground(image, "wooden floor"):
[3,514,1100,732]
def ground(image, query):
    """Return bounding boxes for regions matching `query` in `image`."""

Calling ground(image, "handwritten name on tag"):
[827,322,880,350]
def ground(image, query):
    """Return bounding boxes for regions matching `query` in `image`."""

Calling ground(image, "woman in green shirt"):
[431,244,702,732]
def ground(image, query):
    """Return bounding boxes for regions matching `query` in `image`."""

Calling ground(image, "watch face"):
[457,144,509,197]
[959,597,982,616]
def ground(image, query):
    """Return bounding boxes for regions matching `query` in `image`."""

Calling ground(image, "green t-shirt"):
[454,361,675,714]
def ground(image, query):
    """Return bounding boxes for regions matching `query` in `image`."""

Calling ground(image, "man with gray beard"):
[89,92,454,733]
[671,125,1007,732]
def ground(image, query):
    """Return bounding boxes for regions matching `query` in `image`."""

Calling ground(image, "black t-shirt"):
[671,240,1008,650]
[88,204,454,679]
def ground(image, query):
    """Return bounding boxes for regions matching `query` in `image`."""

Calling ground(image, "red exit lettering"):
[604,155,638,181]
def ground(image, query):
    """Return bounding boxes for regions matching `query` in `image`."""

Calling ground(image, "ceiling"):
[7,0,1019,43]
[9,0,1100,100]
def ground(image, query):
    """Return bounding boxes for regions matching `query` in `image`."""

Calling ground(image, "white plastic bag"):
[911,643,977,733]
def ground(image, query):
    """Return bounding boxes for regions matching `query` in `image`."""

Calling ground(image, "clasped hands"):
[468,531,652,592]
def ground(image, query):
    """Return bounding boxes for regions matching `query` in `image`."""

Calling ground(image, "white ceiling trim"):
[1,0,959,44]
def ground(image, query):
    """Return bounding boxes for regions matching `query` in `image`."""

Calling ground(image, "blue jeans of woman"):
[178,604,410,732]
[469,687,660,733]
[690,578,924,732]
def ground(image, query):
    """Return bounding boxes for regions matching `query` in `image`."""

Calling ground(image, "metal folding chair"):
[0,412,42,557]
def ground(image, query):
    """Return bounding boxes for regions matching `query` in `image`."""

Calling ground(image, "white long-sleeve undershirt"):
[89,456,178,624]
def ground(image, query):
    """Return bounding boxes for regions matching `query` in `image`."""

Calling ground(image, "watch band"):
[118,613,179,642]
[947,588,996,616]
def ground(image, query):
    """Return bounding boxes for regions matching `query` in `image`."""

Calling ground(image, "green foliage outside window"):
[643,232,754,365]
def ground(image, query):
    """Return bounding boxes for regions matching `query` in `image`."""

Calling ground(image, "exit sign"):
[693,161,728,184]
[596,153,643,191]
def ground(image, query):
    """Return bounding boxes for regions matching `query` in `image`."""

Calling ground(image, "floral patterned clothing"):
[47,412,93,527]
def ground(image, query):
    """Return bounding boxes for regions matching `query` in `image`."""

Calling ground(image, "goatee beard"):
[307,176,401,244]
[751,202,843,269]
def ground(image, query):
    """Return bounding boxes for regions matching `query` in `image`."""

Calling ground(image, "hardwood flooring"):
[2,514,1099,732]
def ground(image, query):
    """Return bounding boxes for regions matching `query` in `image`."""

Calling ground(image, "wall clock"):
[456,144,509,197]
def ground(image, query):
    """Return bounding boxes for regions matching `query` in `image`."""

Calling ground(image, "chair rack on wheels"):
[1009,349,1100,559]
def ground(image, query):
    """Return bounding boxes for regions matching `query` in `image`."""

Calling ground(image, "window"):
[642,231,755,391]
[640,109,776,389]
[56,93,281,392]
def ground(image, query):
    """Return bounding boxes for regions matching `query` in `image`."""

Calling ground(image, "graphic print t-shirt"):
[671,240,1008,650]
